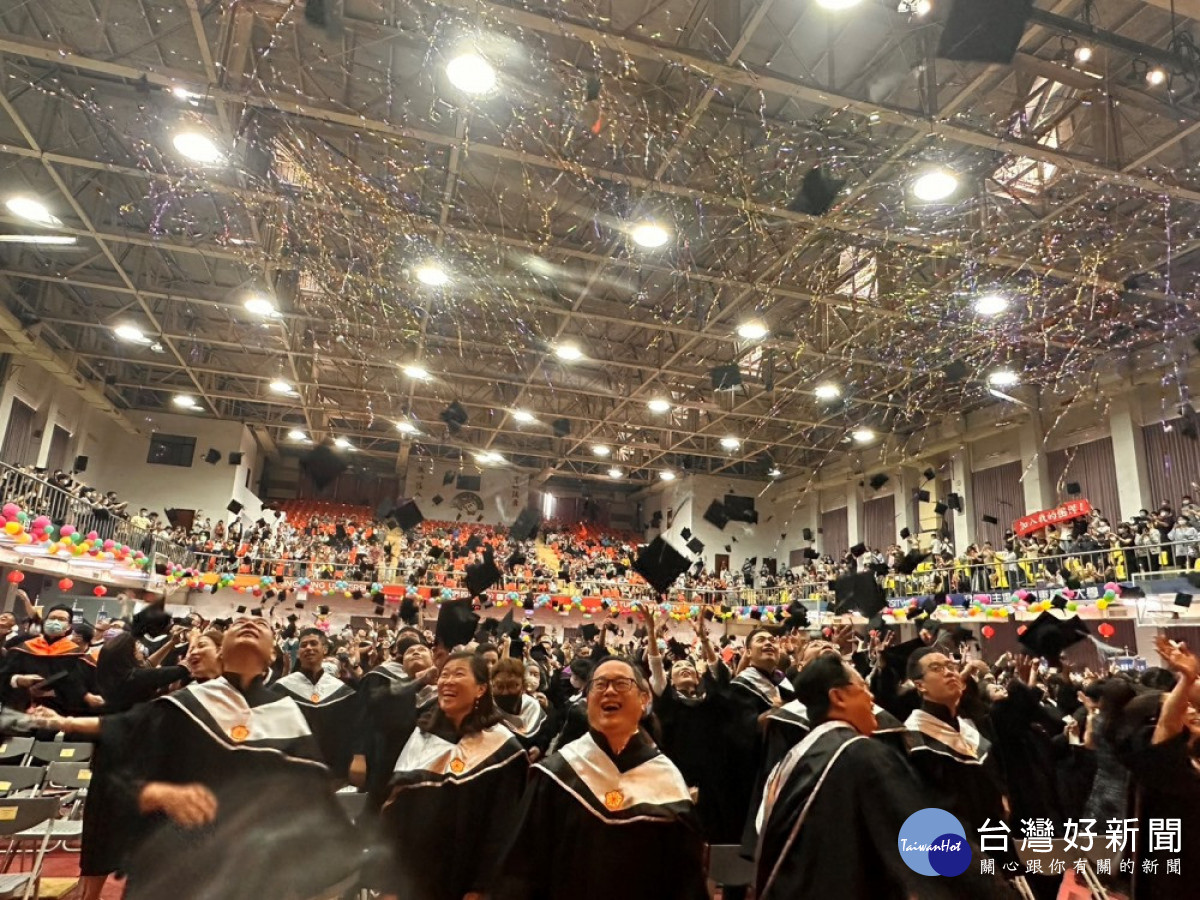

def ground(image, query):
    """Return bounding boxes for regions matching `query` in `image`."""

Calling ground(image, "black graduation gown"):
[1124,730,1200,900]
[496,693,555,755]
[719,667,793,844]
[271,669,361,780]
[0,636,96,715]
[494,729,708,900]
[654,662,734,842]
[755,720,1017,900]
[381,721,528,900]
[359,670,436,808]
[108,676,361,900]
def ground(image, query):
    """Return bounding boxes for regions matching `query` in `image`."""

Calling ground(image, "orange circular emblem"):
[229,725,250,743]
[449,759,466,774]
[310,693,322,703]
[603,790,624,811]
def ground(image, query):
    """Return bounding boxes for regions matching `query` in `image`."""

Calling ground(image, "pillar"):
[1018,407,1055,515]
[950,446,976,556]
[846,481,865,548]
[896,466,922,543]
[1109,395,1151,520]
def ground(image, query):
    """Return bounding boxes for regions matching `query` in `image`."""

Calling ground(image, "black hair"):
[417,651,500,738]
[96,632,140,698]
[475,642,498,657]
[584,656,650,695]
[793,653,853,727]
[298,627,327,644]
[906,646,941,681]
[44,603,75,621]
[1140,667,1177,692]
[73,621,95,644]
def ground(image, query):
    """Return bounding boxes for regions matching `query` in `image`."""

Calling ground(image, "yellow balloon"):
[1096,599,1109,610]
[3,521,20,535]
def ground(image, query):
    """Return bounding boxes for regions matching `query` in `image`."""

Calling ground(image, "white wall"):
[402,457,531,525]
[0,360,103,470]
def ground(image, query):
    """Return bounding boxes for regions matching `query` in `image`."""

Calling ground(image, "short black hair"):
[298,627,327,644]
[793,653,853,726]
[907,646,942,681]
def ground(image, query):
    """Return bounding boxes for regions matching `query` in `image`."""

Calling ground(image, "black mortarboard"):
[850,543,867,557]
[982,514,999,525]
[1119,583,1146,599]
[351,589,364,601]
[686,536,705,555]
[301,442,348,490]
[895,550,930,575]
[440,400,469,435]
[318,605,330,616]
[803,547,820,560]
[633,536,691,595]
[781,600,809,633]
[724,545,732,553]
[833,572,887,618]
[934,501,948,516]
[681,527,693,540]
[374,605,386,616]
[286,613,298,622]
[883,637,926,673]
[920,595,940,617]
[1018,612,1090,663]
[506,551,527,568]
[399,596,420,625]
[510,508,542,542]
[427,546,445,560]
[900,527,911,540]
[922,467,936,481]
[275,575,285,584]
[435,599,479,649]
[786,165,845,217]
[465,533,484,553]
[497,608,520,641]
[1051,593,1068,610]
[249,607,263,617]
[749,609,762,621]
[294,599,305,610]
[917,489,931,503]
[393,500,424,531]
[703,499,730,530]
[466,556,502,599]
[580,623,599,642]
[235,605,247,614]
[1175,592,1193,609]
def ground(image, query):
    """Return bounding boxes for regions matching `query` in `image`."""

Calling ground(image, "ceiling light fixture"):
[852,428,876,444]
[736,320,769,340]
[334,437,353,450]
[910,167,960,202]
[768,466,783,478]
[647,398,671,413]
[5,197,60,227]
[814,383,842,400]
[414,263,450,286]
[554,343,583,361]
[113,324,150,344]
[475,451,505,464]
[720,436,741,450]
[592,444,611,457]
[973,292,1010,316]
[287,429,308,441]
[244,294,277,317]
[173,394,198,409]
[512,410,536,423]
[987,369,1021,388]
[172,130,223,165]
[269,379,294,394]
[1074,45,1093,64]
[1146,66,1167,87]
[629,221,670,248]
[396,421,418,434]
[0,234,77,246]
[659,470,676,481]
[446,52,497,94]
[608,467,623,479]
[403,364,430,380]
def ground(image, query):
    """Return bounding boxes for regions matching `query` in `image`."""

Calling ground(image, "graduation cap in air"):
[781,600,810,634]
[633,536,691,595]
[1050,593,1068,611]
[934,501,948,516]
[1175,592,1194,609]
[440,401,469,435]
[465,533,484,553]
[427,546,445,561]
[294,599,305,610]
[465,555,502,599]
[686,536,705,556]
[982,514,999,526]
[286,613,299,622]
[1018,612,1090,664]
[236,605,247,614]
[510,508,542,542]
[318,605,330,616]
[681,527,693,540]
[916,489,931,503]
[374,605,386,617]
[895,550,930,575]
[399,596,420,626]
[393,500,424,532]
[703,499,730,530]
[301,442,348,490]
[580,623,600,642]
[435,599,479,649]
[275,575,286,585]
[900,528,911,540]
[786,165,845,217]
[850,543,867,558]
[883,637,926,673]
[803,548,820,560]
[832,572,887,618]
[506,550,527,569]
[432,495,444,507]
[496,608,521,642]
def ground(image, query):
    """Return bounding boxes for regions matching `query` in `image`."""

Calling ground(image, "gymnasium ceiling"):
[1,0,1199,488]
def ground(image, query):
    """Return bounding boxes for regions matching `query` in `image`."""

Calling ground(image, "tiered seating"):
[273,500,375,523]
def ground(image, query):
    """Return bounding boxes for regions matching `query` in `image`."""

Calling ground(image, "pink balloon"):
[2,504,19,520]
[86,531,98,542]
[60,525,75,537]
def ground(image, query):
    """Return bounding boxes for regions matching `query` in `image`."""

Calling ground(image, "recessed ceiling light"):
[171,85,203,101]
[814,383,842,400]
[910,167,959,202]
[554,343,583,361]
[149,342,164,354]
[403,364,430,380]
[852,428,875,444]
[0,234,76,245]
[816,0,864,9]
[415,263,449,287]
[736,321,769,340]
[659,470,676,481]
[608,467,623,479]
[113,324,150,344]
[172,130,223,165]
[1074,45,1093,64]
[396,421,418,434]
[630,221,671,249]
[973,292,1010,316]
[592,444,611,457]
[475,451,505,464]
[173,394,198,409]
[6,197,60,227]
[768,466,783,477]
[987,369,1020,387]
[1146,66,1167,87]
[512,410,536,424]
[287,429,308,441]
[244,294,277,317]
[720,436,741,450]
[446,52,497,94]
[334,437,353,450]
[647,398,671,413]
[269,379,294,394]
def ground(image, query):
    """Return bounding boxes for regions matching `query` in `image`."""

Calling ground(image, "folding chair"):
[0,770,43,800]
[706,844,754,897]
[0,797,59,900]
[0,743,31,767]
[27,741,92,765]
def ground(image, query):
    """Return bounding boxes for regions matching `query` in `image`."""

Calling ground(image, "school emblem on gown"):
[229,725,250,743]
[310,693,322,703]
[449,758,465,774]
[603,790,624,811]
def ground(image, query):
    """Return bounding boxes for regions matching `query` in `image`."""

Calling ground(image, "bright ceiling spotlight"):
[173,394,198,409]
[171,85,203,101]
[852,428,876,444]
[1074,45,1093,64]
[554,343,583,361]
[814,383,842,400]
[629,221,671,248]
[172,130,223,165]
[910,167,960,202]
[592,444,611,457]
[973,292,1010,316]
[334,437,353,450]
[287,429,308,441]
[475,451,505,464]
[647,398,672,413]
[244,294,277,317]
[736,320,769,340]
[817,0,865,9]
[113,323,150,344]
[659,470,676,481]
[720,436,741,450]
[768,466,783,478]
[512,410,536,423]
[608,467,623,479]
[0,234,77,245]
[269,379,294,394]
[403,364,430,380]
[1146,66,1167,87]
[5,196,60,227]
[396,421,418,434]
[415,263,450,287]
[446,52,497,94]
[987,369,1020,388]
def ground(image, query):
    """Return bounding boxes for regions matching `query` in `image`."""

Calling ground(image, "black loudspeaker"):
[942,361,969,384]
[947,492,963,512]
[982,514,1000,525]
[228,452,244,466]
[440,401,469,435]
[301,443,347,489]
[227,500,244,515]
[710,364,742,391]
[802,527,814,542]
[73,455,88,473]
[552,418,570,438]
[937,0,1034,64]
[869,473,889,490]
[1066,482,1081,495]
[204,449,221,465]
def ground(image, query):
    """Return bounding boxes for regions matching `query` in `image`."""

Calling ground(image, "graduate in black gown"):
[755,654,1015,900]
[101,616,361,900]
[490,656,554,757]
[381,651,528,900]
[0,604,101,717]
[495,657,708,900]
[271,628,360,780]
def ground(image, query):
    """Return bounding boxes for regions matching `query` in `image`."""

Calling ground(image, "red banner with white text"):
[1013,499,1093,537]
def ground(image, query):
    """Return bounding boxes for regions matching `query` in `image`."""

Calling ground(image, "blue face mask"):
[43,620,69,638]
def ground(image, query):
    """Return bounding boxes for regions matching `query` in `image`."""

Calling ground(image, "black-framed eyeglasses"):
[922,661,960,675]
[588,677,637,694]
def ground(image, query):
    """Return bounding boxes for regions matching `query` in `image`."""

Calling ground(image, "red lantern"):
[58,578,74,592]
[5,571,24,584]
[92,585,107,597]
[981,625,995,639]
[1016,624,1027,636]
[1097,622,1116,639]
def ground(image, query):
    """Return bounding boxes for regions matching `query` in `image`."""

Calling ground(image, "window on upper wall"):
[147,433,196,467]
